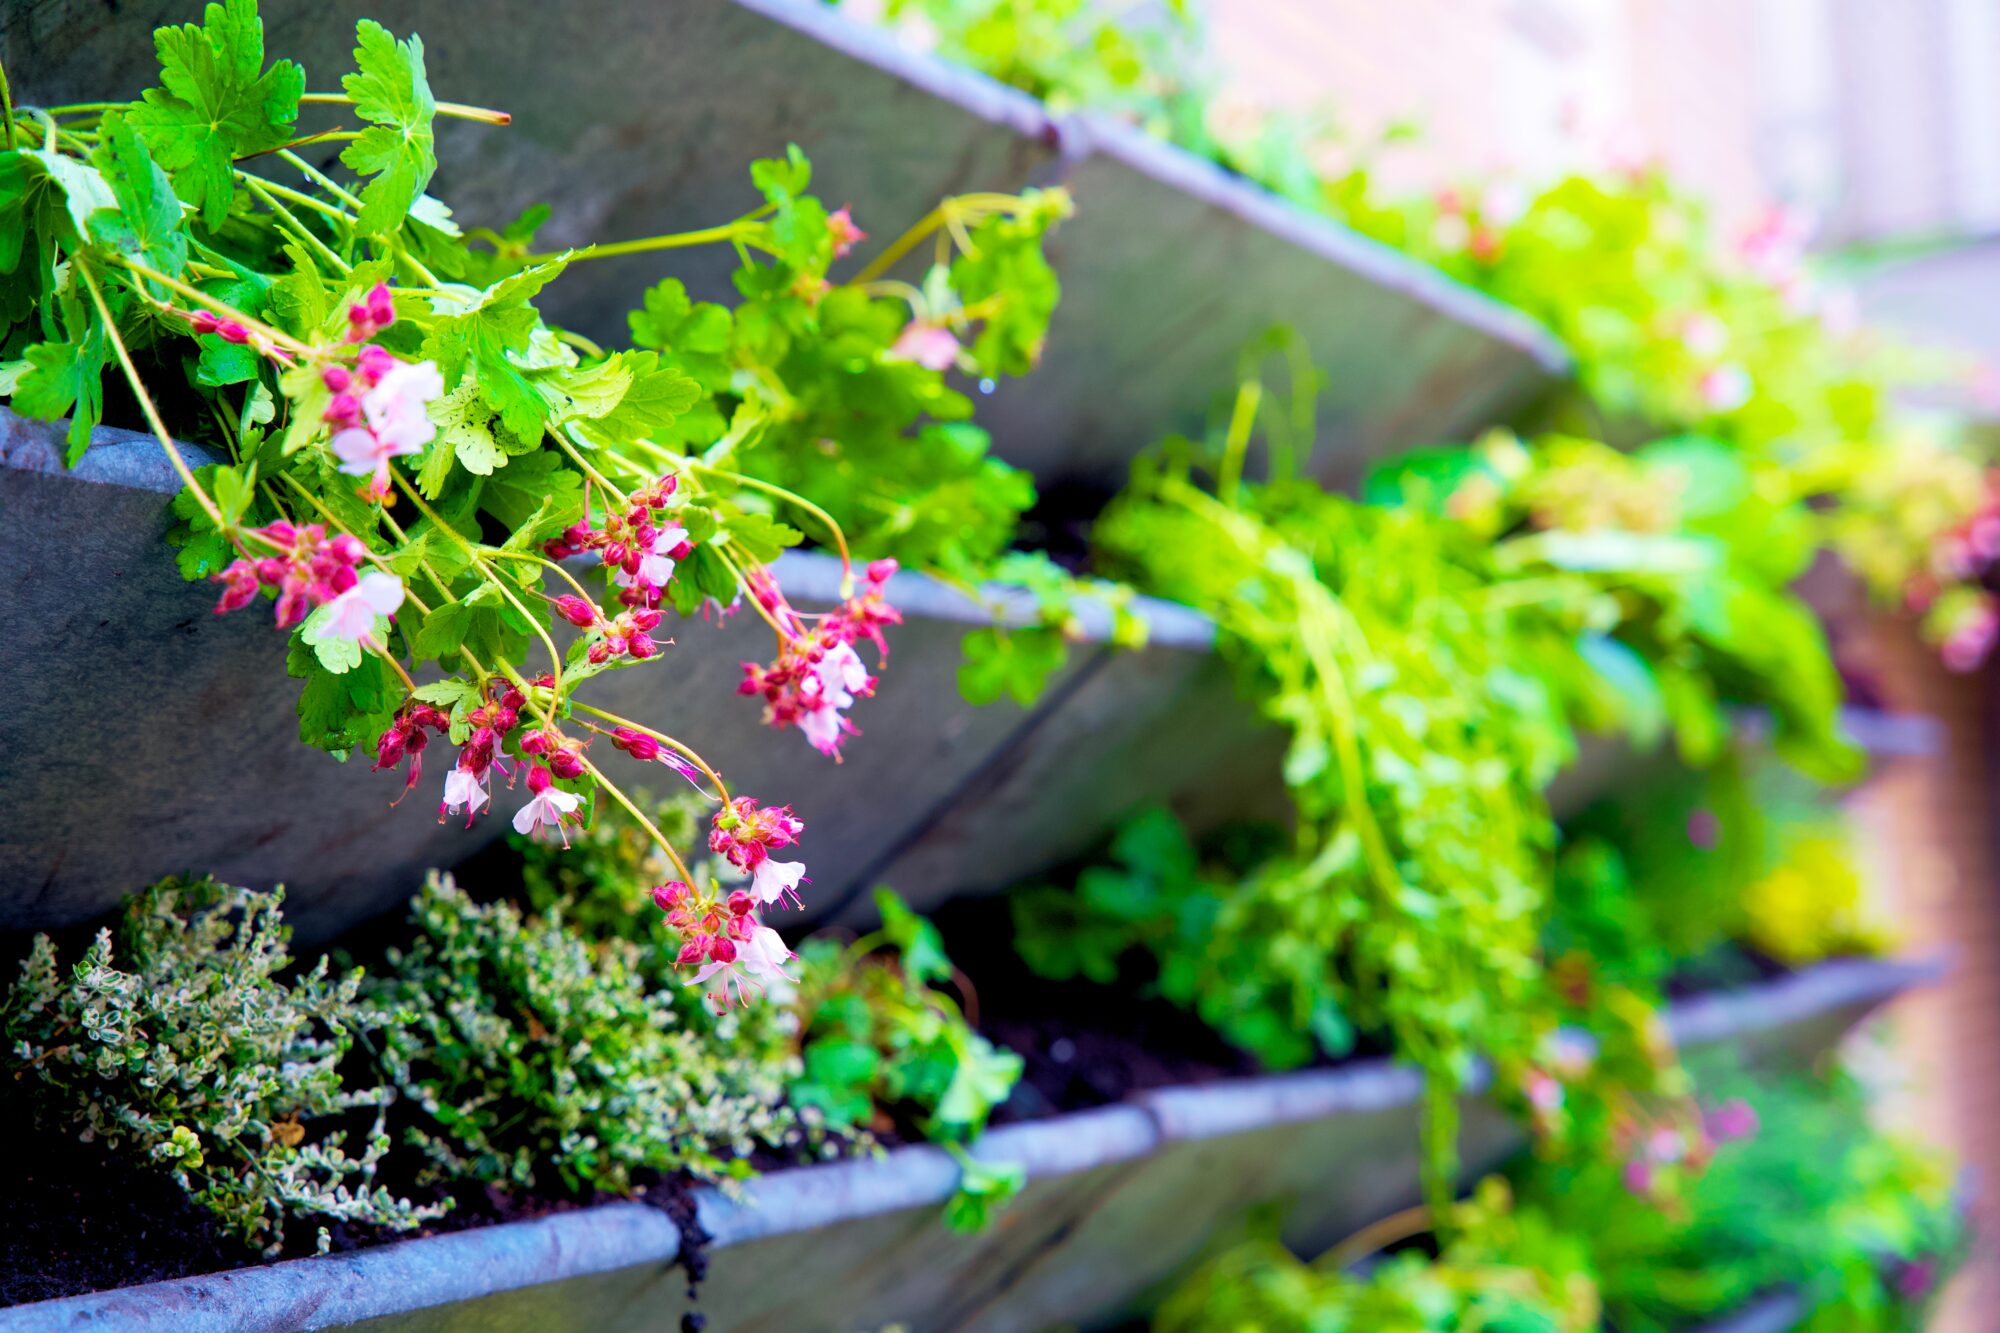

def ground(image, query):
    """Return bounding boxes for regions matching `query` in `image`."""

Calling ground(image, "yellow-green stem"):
[76,262,222,528]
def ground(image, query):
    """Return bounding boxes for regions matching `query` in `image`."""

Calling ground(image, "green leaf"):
[874,888,952,986]
[933,1035,1022,1134]
[11,292,110,465]
[957,625,1067,706]
[563,354,704,451]
[410,678,479,708]
[942,1149,1024,1234]
[87,112,189,279]
[339,20,437,236]
[128,0,305,228]
[422,257,568,437]
[719,510,802,565]
[412,600,474,662]
[300,605,364,674]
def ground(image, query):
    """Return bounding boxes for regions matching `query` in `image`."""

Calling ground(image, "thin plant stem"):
[299,91,511,125]
[279,149,366,213]
[571,702,731,803]
[689,460,852,587]
[110,256,313,356]
[76,261,222,527]
[243,176,352,275]
[579,754,694,884]
[0,58,15,152]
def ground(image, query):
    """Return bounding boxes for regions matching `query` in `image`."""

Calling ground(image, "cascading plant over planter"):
[0,0,1084,1004]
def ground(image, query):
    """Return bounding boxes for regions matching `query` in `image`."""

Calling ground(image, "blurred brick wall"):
[1847,619,2000,1330]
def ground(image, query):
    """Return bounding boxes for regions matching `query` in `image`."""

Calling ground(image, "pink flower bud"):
[323,392,362,427]
[727,890,756,917]
[652,881,689,913]
[552,594,599,628]
[548,750,586,781]
[322,364,352,393]
[526,764,552,794]
[587,641,613,665]
[356,343,394,384]
[675,937,709,967]
[327,534,366,566]
[867,558,899,585]
[612,727,662,762]
[627,633,657,660]
[211,559,261,614]
[707,935,737,964]
[366,282,396,328]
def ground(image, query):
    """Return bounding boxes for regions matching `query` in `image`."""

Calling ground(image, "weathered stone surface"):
[0,957,1934,1332]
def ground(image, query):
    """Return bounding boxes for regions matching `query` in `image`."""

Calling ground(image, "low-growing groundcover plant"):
[0,0,1098,1005]
[514,794,1027,1228]
[362,874,804,1196]
[1156,1067,1963,1333]
[1,877,442,1255]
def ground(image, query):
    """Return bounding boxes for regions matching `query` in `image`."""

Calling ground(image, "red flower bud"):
[652,881,689,913]
[707,936,737,964]
[726,890,756,917]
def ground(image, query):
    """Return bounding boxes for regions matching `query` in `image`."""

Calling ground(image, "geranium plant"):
[0,2,1072,1001]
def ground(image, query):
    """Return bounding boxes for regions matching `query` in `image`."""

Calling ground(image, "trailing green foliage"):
[362,873,802,1195]
[1158,1066,1962,1333]
[793,887,1025,1230]
[1057,386,1853,1198]
[1,876,441,1254]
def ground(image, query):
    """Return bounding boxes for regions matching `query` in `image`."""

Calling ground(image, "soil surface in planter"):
[0,881,1811,1308]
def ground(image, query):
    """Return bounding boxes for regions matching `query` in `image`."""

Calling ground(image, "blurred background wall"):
[1201,2,2000,1326]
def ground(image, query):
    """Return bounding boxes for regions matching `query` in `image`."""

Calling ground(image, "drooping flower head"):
[708,796,805,874]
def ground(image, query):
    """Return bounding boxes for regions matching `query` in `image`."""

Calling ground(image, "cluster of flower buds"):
[709,796,809,906]
[552,595,667,663]
[212,520,403,638]
[372,702,450,802]
[545,474,692,610]
[321,285,445,502]
[652,880,796,1010]
[434,682,525,827]
[739,559,902,759]
[827,206,867,260]
[645,797,812,1009]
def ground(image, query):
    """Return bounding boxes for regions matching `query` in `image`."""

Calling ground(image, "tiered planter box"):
[3,0,1566,498]
[0,957,1934,1331]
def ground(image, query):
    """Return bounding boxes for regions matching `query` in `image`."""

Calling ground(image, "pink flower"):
[1524,1072,1564,1113]
[610,727,706,790]
[1699,364,1752,413]
[1679,312,1728,359]
[211,558,261,614]
[1705,1099,1760,1144]
[1622,1159,1655,1197]
[511,765,583,844]
[1686,808,1720,849]
[827,206,868,259]
[738,924,797,981]
[612,524,689,591]
[751,858,809,910]
[331,359,444,499]
[889,321,960,371]
[317,571,405,640]
[440,764,490,827]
